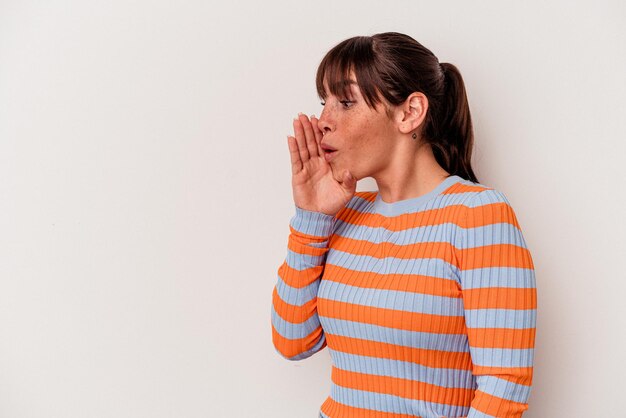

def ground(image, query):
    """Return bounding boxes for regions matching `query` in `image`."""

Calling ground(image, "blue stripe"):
[319,280,464,316]
[466,410,494,418]
[475,375,532,404]
[348,183,503,216]
[467,188,510,206]
[465,308,536,329]
[460,223,526,247]
[335,222,457,245]
[319,318,469,353]
[350,185,481,212]
[271,304,320,340]
[324,247,534,290]
[470,347,535,368]
[329,384,471,417]
[285,248,326,270]
[334,220,526,248]
[325,249,460,281]
[275,274,318,307]
[329,349,475,389]
[324,248,534,291]
[458,266,536,289]
[290,206,335,236]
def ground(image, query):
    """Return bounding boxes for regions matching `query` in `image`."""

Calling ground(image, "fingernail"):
[298,112,303,116]
[311,114,316,119]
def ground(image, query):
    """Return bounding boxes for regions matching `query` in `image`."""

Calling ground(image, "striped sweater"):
[271,174,537,418]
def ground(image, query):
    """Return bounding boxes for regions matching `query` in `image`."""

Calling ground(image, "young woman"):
[271,32,537,418]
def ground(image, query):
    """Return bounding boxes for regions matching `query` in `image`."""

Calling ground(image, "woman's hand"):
[288,113,357,217]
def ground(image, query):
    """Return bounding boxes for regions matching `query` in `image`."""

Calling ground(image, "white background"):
[1,1,625,416]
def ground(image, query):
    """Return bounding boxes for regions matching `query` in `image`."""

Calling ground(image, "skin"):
[288,71,450,216]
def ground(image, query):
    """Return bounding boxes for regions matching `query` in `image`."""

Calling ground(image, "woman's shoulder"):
[453,177,513,207]
[455,179,526,233]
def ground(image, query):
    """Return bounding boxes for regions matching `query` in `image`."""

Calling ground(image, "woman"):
[271,32,537,418]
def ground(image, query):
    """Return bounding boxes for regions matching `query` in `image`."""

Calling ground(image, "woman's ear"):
[397,92,428,135]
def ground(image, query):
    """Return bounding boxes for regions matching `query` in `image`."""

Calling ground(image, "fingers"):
[293,113,322,162]
[298,113,320,158]
[290,113,325,175]
[310,115,324,155]
[287,135,302,175]
[293,116,310,162]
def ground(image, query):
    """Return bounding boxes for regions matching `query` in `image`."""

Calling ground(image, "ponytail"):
[428,62,478,183]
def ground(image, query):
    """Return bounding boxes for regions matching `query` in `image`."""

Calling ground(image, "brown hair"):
[315,32,478,183]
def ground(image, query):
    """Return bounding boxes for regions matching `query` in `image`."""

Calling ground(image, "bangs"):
[315,36,384,109]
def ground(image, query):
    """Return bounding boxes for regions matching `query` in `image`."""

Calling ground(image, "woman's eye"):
[319,100,354,108]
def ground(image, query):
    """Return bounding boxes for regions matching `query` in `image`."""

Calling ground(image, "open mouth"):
[321,142,338,160]
[323,149,338,161]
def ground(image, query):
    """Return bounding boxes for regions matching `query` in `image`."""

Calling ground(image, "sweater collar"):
[372,175,463,216]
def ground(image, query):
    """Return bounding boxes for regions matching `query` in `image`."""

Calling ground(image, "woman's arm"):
[456,188,537,417]
[271,206,336,360]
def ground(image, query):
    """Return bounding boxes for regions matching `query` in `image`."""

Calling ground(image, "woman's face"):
[317,74,397,182]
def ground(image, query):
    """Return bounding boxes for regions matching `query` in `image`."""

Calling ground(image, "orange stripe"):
[466,327,536,349]
[331,233,458,261]
[319,298,467,334]
[470,389,529,416]
[353,191,376,203]
[331,367,475,407]
[445,183,491,194]
[337,202,470,231]
[286,231,329,256]
[473,365,534,386]
[463,200,522,230]
[271,324,325,358]
[462,287,537,309]
[320,396,422,418]
[277,261,322,289]
[272,286,317,324]
[327,334,473,370]
[322,264,461,298]
[461,243,534,269]
[331,219,534,271]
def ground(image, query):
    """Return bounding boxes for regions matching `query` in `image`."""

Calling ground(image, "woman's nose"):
[317,110,333,135]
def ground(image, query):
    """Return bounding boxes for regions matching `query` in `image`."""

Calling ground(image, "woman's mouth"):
[324,149,338,162]
[321,142,338,162]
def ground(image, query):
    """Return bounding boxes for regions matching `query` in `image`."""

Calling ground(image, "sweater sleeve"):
[271,205,336,360]
[457,189,537,417]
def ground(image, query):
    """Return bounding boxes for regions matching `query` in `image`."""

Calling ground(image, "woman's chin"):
[331,165,354,183]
